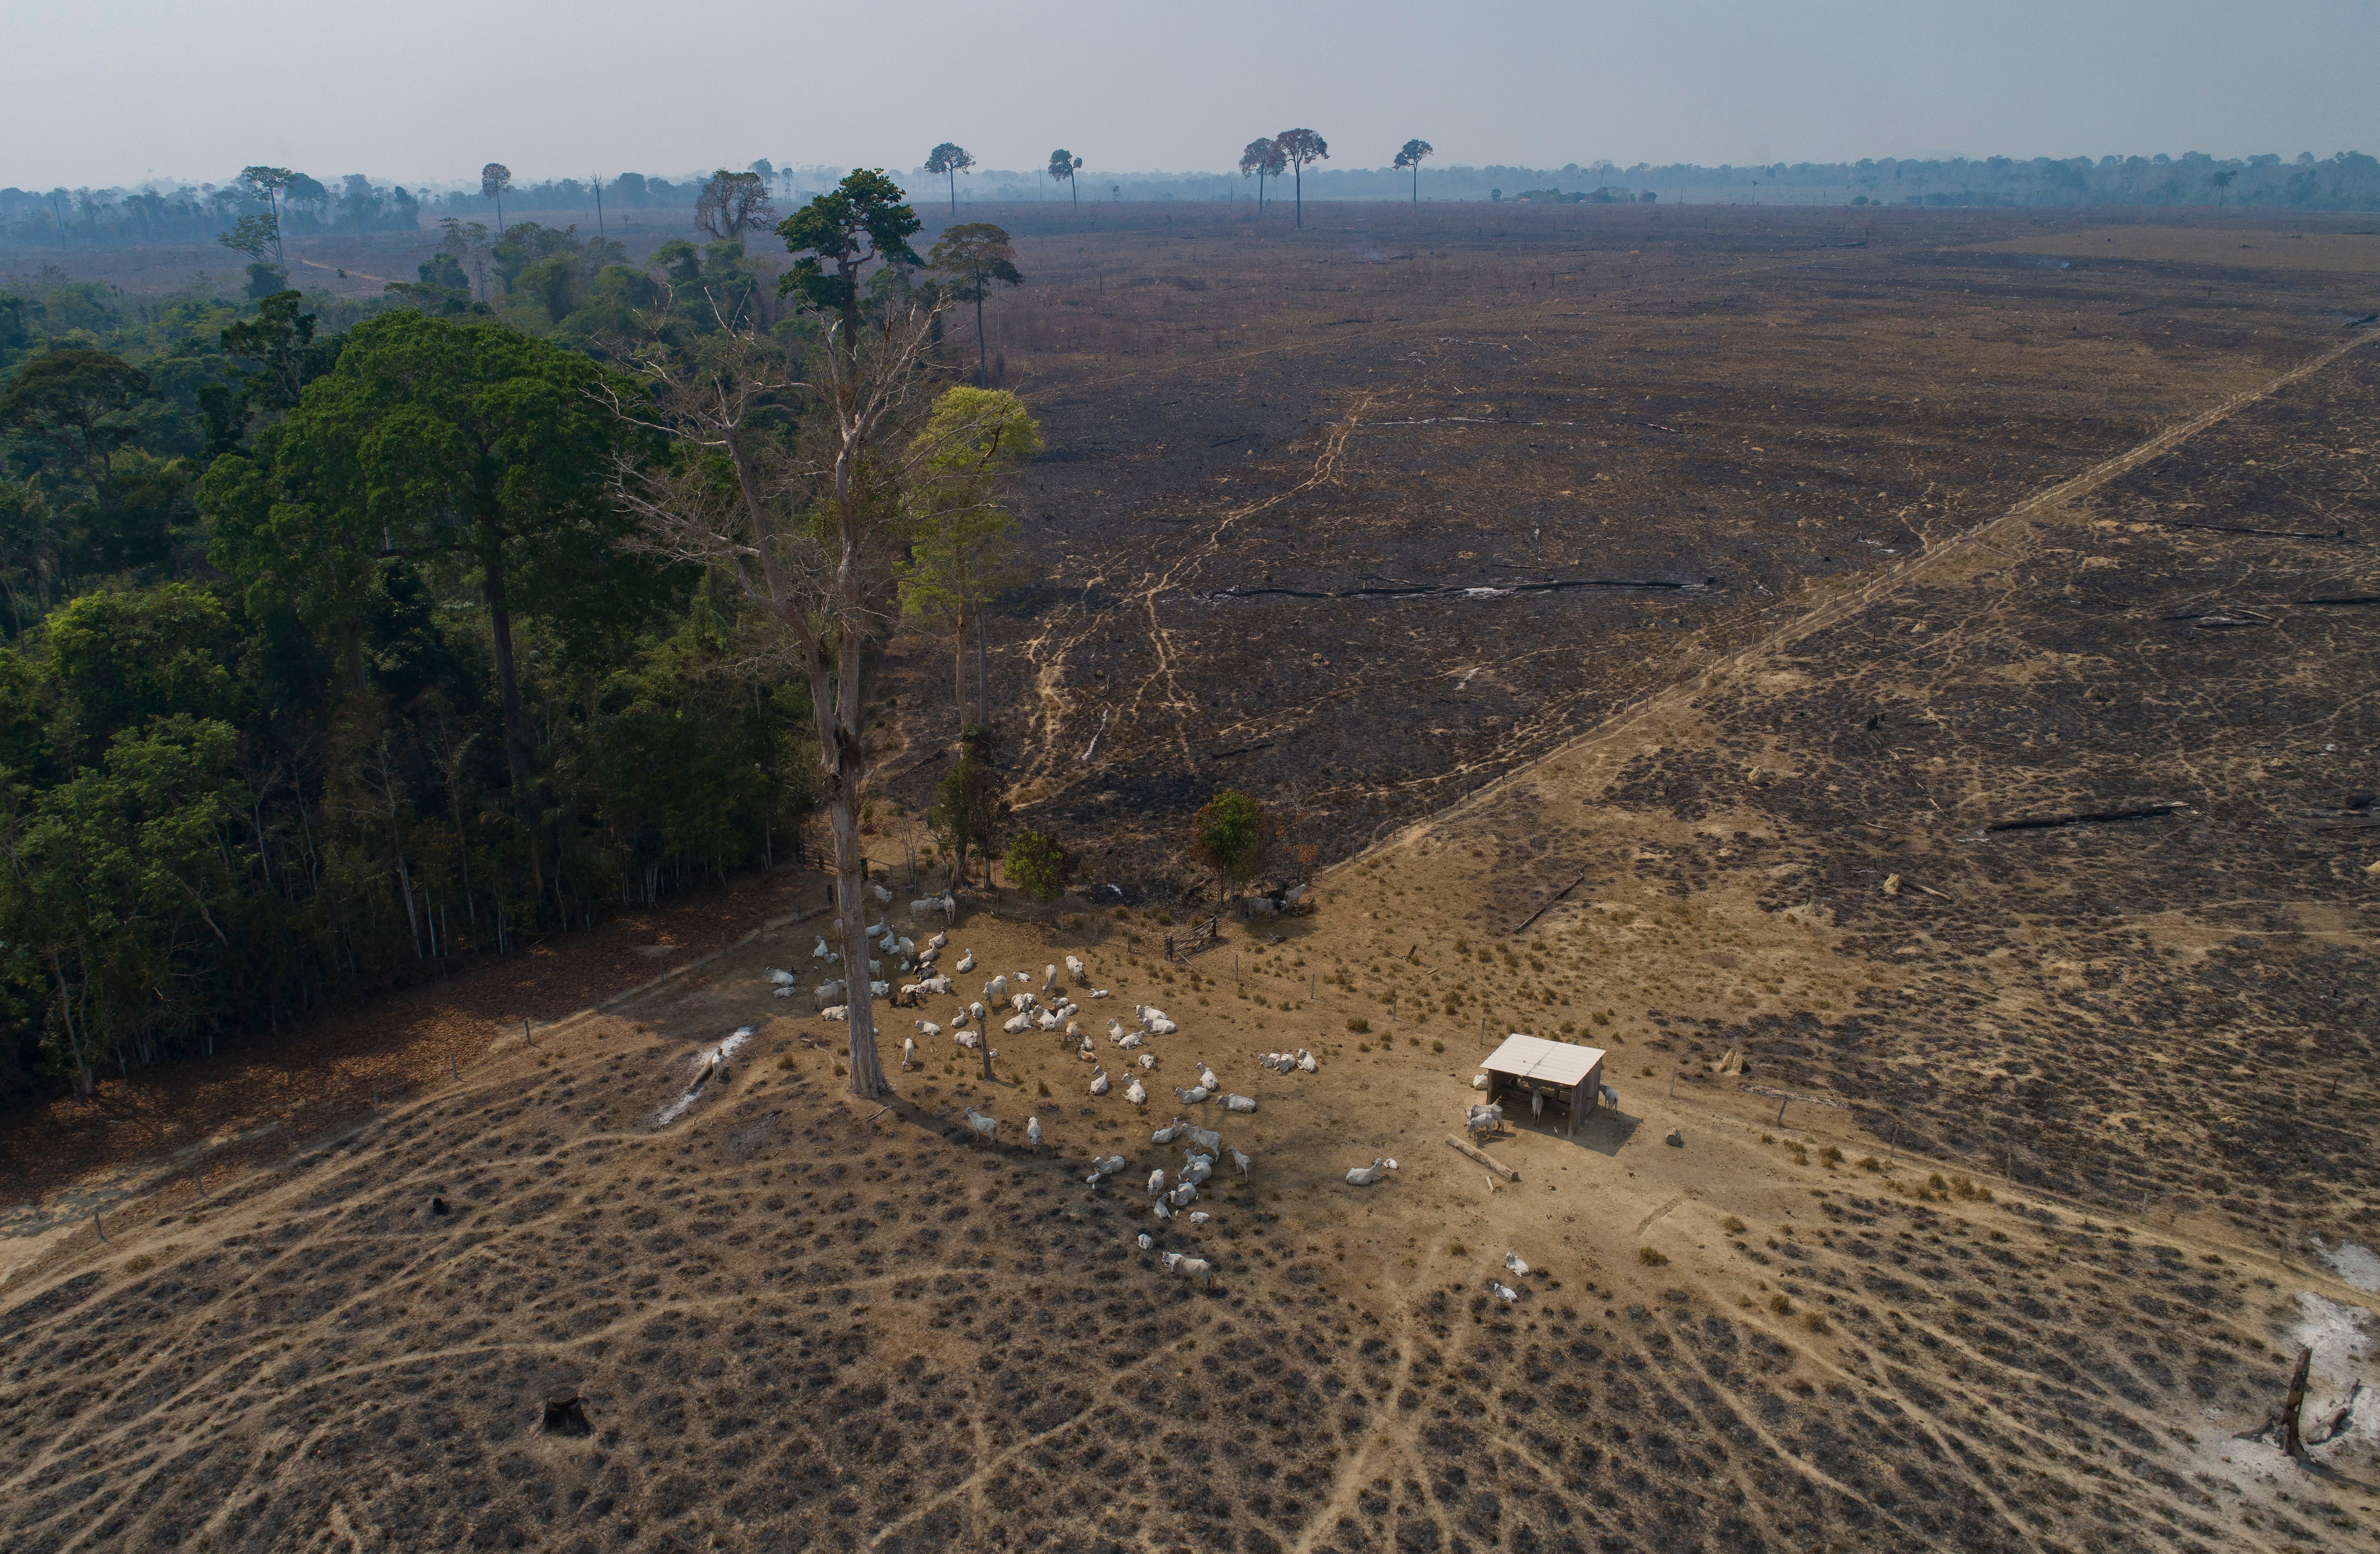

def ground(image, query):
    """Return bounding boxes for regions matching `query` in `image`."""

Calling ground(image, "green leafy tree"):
[773,169,923,338]
[1005,827,1071,904]
[1189,788,1273,904]
[0,713,250,1096]
[1239,138,1285,216]
[924,144,976,217]
[1395,139,1434,206]
[220,291,343,416]
[0,480,63,632]
[926,223,1024,387]
[899,386,1039,730]
[481,162,513,232]
[199,311,652,901]
[214,213,285,293]
[43,582,237,756]
[1273,129,1329,227]
[929,726,1002,887]
[0,349,160,484]
[1047,149,1084,212]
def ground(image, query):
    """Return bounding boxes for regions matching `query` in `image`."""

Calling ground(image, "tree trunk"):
[1294,165,1303,228]
[954,611,971,733]
[976,293,989,387]
[975,608,990,731]
[48,947,93,1099]
[479,554,546,899]
[827,781,886,1097]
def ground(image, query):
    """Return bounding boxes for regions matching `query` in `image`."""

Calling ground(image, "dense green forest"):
[0,234,859,1104]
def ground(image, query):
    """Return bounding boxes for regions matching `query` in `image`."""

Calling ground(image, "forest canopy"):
[0,216,943,1103]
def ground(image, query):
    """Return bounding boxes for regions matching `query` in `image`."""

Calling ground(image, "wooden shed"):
[1480,1034,1607,1136]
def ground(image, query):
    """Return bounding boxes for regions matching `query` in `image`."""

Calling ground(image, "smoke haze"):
[4,0,2376,188]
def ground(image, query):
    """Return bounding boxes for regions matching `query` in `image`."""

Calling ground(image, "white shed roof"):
[1482,1034,1606,1089]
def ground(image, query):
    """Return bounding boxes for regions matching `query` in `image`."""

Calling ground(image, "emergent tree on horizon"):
[1395,139,1435,206]
[480,162,512,233]
[925,143,977,217]
[1273,130,1328,227]
[1239,137,1285,217]
[1047,149,1084,212]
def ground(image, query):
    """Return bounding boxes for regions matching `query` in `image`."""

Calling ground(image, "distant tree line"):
[15,148,2380,251]
[905,150,2380,211]
[0,166,855,251]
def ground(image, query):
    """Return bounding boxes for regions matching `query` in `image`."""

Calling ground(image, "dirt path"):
[292,255,395,286]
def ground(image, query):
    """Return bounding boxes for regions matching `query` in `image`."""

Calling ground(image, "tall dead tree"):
[608,289,948,1098]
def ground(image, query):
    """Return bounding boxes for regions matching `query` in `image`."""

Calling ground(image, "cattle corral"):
[3,203,2378,1551]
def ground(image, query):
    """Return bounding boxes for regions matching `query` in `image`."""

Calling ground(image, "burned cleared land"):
[867,205,2380,886]
[4,209,2377,1553]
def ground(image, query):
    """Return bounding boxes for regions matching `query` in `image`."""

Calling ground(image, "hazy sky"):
[7,0,2377,188]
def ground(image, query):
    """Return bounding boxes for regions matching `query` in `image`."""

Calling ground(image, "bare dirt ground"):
[4,208,2376,1553]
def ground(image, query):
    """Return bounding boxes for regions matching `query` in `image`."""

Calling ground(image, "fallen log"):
[1445,1134,1520,1182]
[1986,803,2182,834]
[1511,867,1592,936]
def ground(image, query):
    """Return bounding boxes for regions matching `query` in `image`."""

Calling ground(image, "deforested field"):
[4,205,2377,1552]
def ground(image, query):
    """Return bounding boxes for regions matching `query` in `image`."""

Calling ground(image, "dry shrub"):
[1802,1311,1831,1334]
[1347,1017,1370,1033]
[1721,1215,1747,1234]
[1036,1080,1051,1097]
[1770,1293,1795,1315]
[1819,1145,1844,1166]
[1637,1246,1669,1267]
[124,1255,155,1275]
